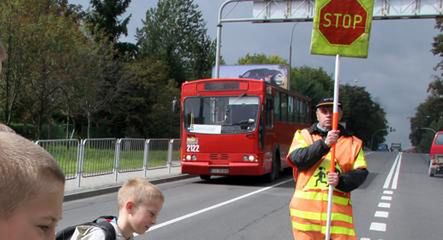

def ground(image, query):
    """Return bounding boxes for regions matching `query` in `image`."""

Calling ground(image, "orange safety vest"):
[288,129,365,240]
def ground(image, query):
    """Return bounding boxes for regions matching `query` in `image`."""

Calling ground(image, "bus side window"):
[288,96,294,123]
[295,98,301,123]
[259,116,265,149]
[281,93,288,122]
[274,93,280,121]
[266,95,273,128]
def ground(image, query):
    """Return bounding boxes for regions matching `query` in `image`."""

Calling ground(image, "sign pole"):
[309,0,373,238]
[325,54,341,240]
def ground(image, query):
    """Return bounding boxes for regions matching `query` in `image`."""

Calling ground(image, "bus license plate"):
[210,168,229,174]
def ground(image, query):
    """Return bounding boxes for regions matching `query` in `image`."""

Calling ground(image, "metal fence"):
[36,138,181,186]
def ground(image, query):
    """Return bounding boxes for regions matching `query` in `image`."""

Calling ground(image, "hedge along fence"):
[36,138,181,187]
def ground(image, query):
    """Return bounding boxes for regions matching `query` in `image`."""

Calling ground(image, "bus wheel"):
[265,155,280,182]
[200,175,211,181]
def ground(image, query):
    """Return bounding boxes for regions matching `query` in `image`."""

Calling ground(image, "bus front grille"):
[209,153,229,160]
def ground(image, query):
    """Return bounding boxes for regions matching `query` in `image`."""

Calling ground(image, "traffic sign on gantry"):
[319,0,367,45]
[311,0,374,58]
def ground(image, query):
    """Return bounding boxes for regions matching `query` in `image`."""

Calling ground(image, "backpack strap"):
[93,221,116,240]
[55,225,77,240]
[55,216,117,240]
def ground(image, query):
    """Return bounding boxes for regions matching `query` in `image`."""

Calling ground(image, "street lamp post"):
[288,23,297,91]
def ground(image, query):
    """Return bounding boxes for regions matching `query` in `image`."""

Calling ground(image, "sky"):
[70,0,440,149]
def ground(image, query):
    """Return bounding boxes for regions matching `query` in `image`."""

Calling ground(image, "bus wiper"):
[232,119,255,126]
[232,119,255,130]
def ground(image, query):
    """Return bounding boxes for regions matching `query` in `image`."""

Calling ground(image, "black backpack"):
[56,216,117,240]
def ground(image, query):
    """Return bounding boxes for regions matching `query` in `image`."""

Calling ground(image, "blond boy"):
[70,177,164,239]
[0,132,66,240]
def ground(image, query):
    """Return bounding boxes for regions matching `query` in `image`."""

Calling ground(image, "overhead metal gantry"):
[215,0,443,77]
[252,0,443,21]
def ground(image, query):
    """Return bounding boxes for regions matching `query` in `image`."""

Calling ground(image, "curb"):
[63,174,194,202]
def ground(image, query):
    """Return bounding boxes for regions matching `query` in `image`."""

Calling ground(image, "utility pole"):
[288,23,297,91]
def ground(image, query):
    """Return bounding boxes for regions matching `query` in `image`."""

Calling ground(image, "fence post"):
[167,139,174,174]
[115,139,122,183]
[78,139,86,188]
[144,139,150,177]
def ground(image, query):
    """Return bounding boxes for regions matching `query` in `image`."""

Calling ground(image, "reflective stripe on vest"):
[290,209,353,224]
[294,190,349,205]
[291,222,356,236]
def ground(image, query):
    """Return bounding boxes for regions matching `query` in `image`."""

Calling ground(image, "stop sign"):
[319,0,367,45]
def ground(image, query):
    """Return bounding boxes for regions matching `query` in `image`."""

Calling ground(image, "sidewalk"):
[64,165,191,201]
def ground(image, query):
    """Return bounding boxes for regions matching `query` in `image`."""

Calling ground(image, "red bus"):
[180,78,311,181]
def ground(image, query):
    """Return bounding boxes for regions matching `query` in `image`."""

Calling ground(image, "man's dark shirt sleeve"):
[288,139,330,170]
[336,168,368,192]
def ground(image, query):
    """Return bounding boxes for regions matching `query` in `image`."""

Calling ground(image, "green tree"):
[86,0,136,58]
[107,57,179,137]
[409,19,443,152]
[0,0,28,124]
[291,66,333,106]
[0,0,79,137]
[340,85,388,148]
[409,78,443,152]
[0,0,116,139]
[64,36,116,139]
[137,0,215,84]
[238,53,288,65]
[87,0,131,42]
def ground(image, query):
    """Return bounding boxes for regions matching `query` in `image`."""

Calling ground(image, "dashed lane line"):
[362,153,402,240]
[374,211,389,218]
[383,190,393,195]
[377,202,391,208]
[380,196,392,201]
[370,222,387,232]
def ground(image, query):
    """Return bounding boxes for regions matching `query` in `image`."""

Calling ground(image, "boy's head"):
[117,177,164,236]
[0,123,15,133]
[0,132,65,240]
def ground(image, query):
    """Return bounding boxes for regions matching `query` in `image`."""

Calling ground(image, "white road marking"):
[374,211,389,218]
[378,202,391,208]
[360,238,371,240]
[381,196,392,201]
[370,222,387,232]
[391,153,402,189]
[366,153,401,238]
[383,153,401,189]
[147,178,293,232]
[383,190,393,195]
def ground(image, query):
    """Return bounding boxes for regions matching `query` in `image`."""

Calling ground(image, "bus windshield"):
[184,95,259,134]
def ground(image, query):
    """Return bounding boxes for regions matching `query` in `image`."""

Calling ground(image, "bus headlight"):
[185,155,197,161]
[243,154,257,162]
